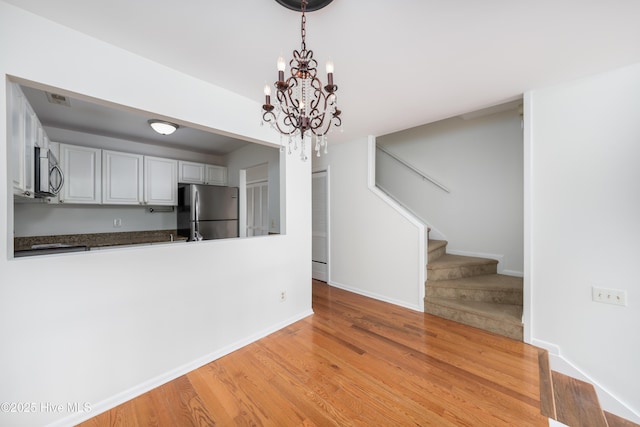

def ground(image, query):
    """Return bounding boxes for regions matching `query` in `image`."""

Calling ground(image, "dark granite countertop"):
[15,230,187,251]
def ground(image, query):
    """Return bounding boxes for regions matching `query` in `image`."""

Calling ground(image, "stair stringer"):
[533,338,640,424]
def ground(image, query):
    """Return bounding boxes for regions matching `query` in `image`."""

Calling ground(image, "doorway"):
[312,170,328,281]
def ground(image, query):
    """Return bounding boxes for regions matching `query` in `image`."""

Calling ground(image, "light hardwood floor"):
[79,280,547,426]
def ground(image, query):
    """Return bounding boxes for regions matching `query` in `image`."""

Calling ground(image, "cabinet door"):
[144,156,177,205]
[205,164,227,186]
[59,144,102,204]
[178,161,205,184]
[9,83,35,198]
[102,150,144,204]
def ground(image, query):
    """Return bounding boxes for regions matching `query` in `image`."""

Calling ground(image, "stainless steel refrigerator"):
[177,184,239,241]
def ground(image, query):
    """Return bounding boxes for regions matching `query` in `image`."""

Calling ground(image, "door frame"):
[312,167,330,282]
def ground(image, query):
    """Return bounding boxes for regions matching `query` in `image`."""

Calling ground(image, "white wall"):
[376,108,524,275]
[313,137,425,310]
[528,63,640,421]
[0,3,311,426]
[225,142,281,234]
[14,203,176,236]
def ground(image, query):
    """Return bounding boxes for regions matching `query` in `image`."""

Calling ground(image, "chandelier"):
[261,0,342,160]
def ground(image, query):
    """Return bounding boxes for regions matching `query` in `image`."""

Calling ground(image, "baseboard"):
[329,280,423,312]
[502,269,524,278]
[46,309,315,427]
[532,338,640,424]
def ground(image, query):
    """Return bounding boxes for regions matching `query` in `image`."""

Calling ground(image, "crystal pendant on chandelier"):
[261,0,342,160]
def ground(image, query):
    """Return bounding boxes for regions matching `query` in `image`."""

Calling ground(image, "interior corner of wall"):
[366,135,377,189]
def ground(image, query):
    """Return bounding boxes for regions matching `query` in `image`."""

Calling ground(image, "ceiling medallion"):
[261,0,342,160]
[274,0,334,12]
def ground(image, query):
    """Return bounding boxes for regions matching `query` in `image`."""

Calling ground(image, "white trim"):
[329,279,423,312]
[368,136,426,310]
[375,182,447,242]
[238,169,247,238]
[532,338,640,423]
[47,310,314,427]
[523,91,533,345]
[311,166,331,284]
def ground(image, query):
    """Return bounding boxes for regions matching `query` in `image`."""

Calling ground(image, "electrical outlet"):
[592,286,627,306]
[280,291,286,302]
[113,218,122,228]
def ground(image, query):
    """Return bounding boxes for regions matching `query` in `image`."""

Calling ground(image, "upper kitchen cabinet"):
[59,143,102,204]
[205,164,227,186]
[8,82,35,198]
[144,156,178,205]
[102,150,144,205]
[178,160,227,186]
[178,160,205,184]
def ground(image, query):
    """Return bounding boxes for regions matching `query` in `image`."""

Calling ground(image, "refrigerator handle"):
[194,189,203,241]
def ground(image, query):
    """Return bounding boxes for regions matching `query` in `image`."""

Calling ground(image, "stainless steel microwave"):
[34,146,63,197]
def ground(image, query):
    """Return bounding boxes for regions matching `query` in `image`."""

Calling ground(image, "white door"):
[312,171,328,281]
[246,181,269,236]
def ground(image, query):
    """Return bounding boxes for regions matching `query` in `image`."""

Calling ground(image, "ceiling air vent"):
[45,92,71,107]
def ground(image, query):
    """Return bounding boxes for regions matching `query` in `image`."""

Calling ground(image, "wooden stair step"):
[427,239,447,263]
[552,371,608,427]
[426,274,523,305]
[427,253,498,281]
[424,297,523,340]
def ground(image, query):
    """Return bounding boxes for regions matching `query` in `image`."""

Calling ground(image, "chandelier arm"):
[261,0,340,159]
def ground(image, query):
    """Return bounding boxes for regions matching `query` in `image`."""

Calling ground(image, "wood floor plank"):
[605,411,640,427]
[552,371,608,427]
[538,349,556,419]
[78,280,549,426]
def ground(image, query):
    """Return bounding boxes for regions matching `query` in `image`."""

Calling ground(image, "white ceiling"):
[6,0,640,147]
[20,86,250,156]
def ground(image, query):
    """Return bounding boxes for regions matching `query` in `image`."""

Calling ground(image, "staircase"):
[424,239,524,340]
[538,350,640,427]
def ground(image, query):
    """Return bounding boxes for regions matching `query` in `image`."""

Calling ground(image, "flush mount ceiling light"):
[261,0,341,160]
[148,119,178,135]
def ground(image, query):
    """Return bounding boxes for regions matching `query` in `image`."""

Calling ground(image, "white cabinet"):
[102,150,144,205]
[59,143,102,204]
[144,156,177,205]
[178,160,227,185]
[205,164,227,186]
[8,83,35,198]
[178,161,205,184]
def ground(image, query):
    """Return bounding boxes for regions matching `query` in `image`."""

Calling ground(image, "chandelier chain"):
[300,0,307,51]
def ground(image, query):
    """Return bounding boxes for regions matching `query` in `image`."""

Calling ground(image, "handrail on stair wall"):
[376,144,451,193]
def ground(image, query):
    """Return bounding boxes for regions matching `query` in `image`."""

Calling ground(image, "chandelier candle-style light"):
[261,0,342,160]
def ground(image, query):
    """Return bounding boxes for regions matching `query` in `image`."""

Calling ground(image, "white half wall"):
[313,136,425,311]
[0,3,311,426]
[376,108,524,275]
[528,62,640,421]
